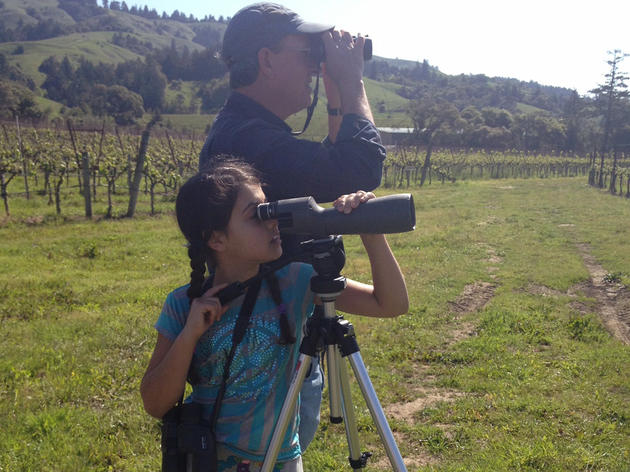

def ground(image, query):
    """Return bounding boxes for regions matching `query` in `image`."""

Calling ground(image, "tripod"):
[261,236,407,472]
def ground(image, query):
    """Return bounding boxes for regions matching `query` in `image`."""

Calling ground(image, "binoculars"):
[309,35,373,63]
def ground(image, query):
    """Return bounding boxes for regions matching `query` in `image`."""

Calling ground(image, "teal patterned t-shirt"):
[155,263,316,463]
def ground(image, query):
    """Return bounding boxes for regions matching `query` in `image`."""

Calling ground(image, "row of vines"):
[2,123,629,219]
[382,146,629,192]
[0,121,202,218]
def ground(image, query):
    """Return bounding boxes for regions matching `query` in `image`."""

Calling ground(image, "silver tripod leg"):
[335,352,364,467]
[347,352,407,471]
[327,343,343,422]
[262,292,407,471]
[261,354,312,472]
[323,299,343,424]
[322,297,407,471]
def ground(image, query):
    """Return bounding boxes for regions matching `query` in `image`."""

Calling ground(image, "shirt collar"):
[226,92,292,133]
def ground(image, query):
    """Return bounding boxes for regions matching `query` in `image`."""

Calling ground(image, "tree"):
[104,85,144,125]
[115,58,166,111]
[39,140,73,215]
[481,107,513,129]
[589,50,630,188]
[0,135,21,216]
[562,90,586,153]
[126,115,160,217]
[408,98,461,185]
[513,111,566,152]
[97,139,125,218]
[0,81,43,120]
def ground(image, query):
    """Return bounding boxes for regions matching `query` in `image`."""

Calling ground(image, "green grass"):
[1,177,629,471]
[158,112,216,135]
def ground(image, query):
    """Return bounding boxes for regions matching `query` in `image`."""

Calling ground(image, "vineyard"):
[2,122,630,220]
[382,147,629,192]
[0,121,201,218]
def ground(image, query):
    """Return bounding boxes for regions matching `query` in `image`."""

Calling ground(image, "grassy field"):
[1,177,629,471]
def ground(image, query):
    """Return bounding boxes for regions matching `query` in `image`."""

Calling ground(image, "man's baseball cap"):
[221,2,334,67]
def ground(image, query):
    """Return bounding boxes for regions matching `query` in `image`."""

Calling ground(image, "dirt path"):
[379,245,501,469]
[377,241,630,469]
[574,243,630,345]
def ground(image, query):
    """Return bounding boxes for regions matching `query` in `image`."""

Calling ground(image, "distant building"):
[377,127,416,146]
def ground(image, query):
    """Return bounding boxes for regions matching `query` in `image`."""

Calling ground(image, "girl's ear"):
[207,230,227,253]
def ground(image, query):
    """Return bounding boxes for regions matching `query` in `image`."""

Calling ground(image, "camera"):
[309,35,373,63]
[161,402,217,472]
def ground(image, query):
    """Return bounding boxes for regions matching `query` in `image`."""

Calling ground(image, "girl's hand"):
[183,283,230,340]
[333,190,375,214]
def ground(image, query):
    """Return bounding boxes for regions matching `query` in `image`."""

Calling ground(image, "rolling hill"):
[0,0,576,138]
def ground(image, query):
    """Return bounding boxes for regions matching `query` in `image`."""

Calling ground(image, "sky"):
[137,0,630,95]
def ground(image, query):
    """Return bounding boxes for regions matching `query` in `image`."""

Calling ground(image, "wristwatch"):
[327,106,342,116]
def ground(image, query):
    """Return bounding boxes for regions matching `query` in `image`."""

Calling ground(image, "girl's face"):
[218,183,282,267]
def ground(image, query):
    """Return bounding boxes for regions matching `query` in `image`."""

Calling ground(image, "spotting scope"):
[256,194,415,236]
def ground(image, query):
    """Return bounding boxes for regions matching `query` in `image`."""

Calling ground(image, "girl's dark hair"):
[176,157,260,300]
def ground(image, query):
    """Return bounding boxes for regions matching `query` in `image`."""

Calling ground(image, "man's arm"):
[322,64,343,143]
[241,116,386,202]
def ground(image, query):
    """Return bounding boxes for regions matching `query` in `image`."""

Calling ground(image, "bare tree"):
[408,98,461,186]
[126,115,160,218]
[589,50,630,189]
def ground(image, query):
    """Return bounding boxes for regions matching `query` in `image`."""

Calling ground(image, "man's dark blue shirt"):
[199,92,386,203]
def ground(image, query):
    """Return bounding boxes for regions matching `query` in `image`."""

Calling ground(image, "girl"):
[140,158,408,471]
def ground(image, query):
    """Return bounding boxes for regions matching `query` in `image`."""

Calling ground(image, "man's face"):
[271,34,320,117]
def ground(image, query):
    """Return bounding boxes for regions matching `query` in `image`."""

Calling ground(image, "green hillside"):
[0,33,140,86]
[0,0,76,27]
[0,0,596,154]
[0,30,209,87]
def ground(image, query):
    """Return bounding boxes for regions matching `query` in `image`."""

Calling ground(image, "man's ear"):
[207,230,227,253]
[257,47,275,78]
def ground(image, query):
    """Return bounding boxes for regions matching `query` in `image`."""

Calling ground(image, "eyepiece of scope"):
[256,202,277,220]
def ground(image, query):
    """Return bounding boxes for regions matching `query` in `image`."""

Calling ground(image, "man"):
[199,2,385,202]
[198,1,386,454]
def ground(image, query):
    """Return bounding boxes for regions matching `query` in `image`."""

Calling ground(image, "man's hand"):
[322,30,365,87]
[321,30,374,123]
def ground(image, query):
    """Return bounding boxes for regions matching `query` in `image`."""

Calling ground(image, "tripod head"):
[301,236,348,297]
[300,236,345,279]
[215,235,347,305]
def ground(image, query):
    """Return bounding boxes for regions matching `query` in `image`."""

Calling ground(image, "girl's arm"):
[140,284,228,418]
[331,192,409,317]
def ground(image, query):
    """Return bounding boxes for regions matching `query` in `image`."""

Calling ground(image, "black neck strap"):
[291,70,320,136]
[209,277,262,429]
